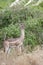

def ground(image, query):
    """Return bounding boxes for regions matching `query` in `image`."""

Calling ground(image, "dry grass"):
[0,46,43,65]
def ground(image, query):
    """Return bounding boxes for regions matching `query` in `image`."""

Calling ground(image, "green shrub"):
[0,5,43,48]
[39,2,43,7]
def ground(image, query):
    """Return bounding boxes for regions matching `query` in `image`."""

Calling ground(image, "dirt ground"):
[0,45,43,65]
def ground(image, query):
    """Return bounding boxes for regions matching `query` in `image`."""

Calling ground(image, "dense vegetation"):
[0,0,15,9]
[0,0,43,49]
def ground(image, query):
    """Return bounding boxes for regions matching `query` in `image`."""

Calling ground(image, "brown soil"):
[0,45,43,65]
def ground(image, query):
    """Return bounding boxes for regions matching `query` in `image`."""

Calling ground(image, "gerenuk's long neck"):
[20,28,25,41]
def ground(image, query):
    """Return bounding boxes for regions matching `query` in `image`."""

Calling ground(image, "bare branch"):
[10,0,20,7]
[32,0,43,6]
[24,0,33,7]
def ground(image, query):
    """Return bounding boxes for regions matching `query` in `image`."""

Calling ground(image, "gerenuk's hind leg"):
[5,46,9,54]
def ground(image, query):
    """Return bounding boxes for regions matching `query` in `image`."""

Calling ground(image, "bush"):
[39,2,43,7]
[0,5,43,48]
